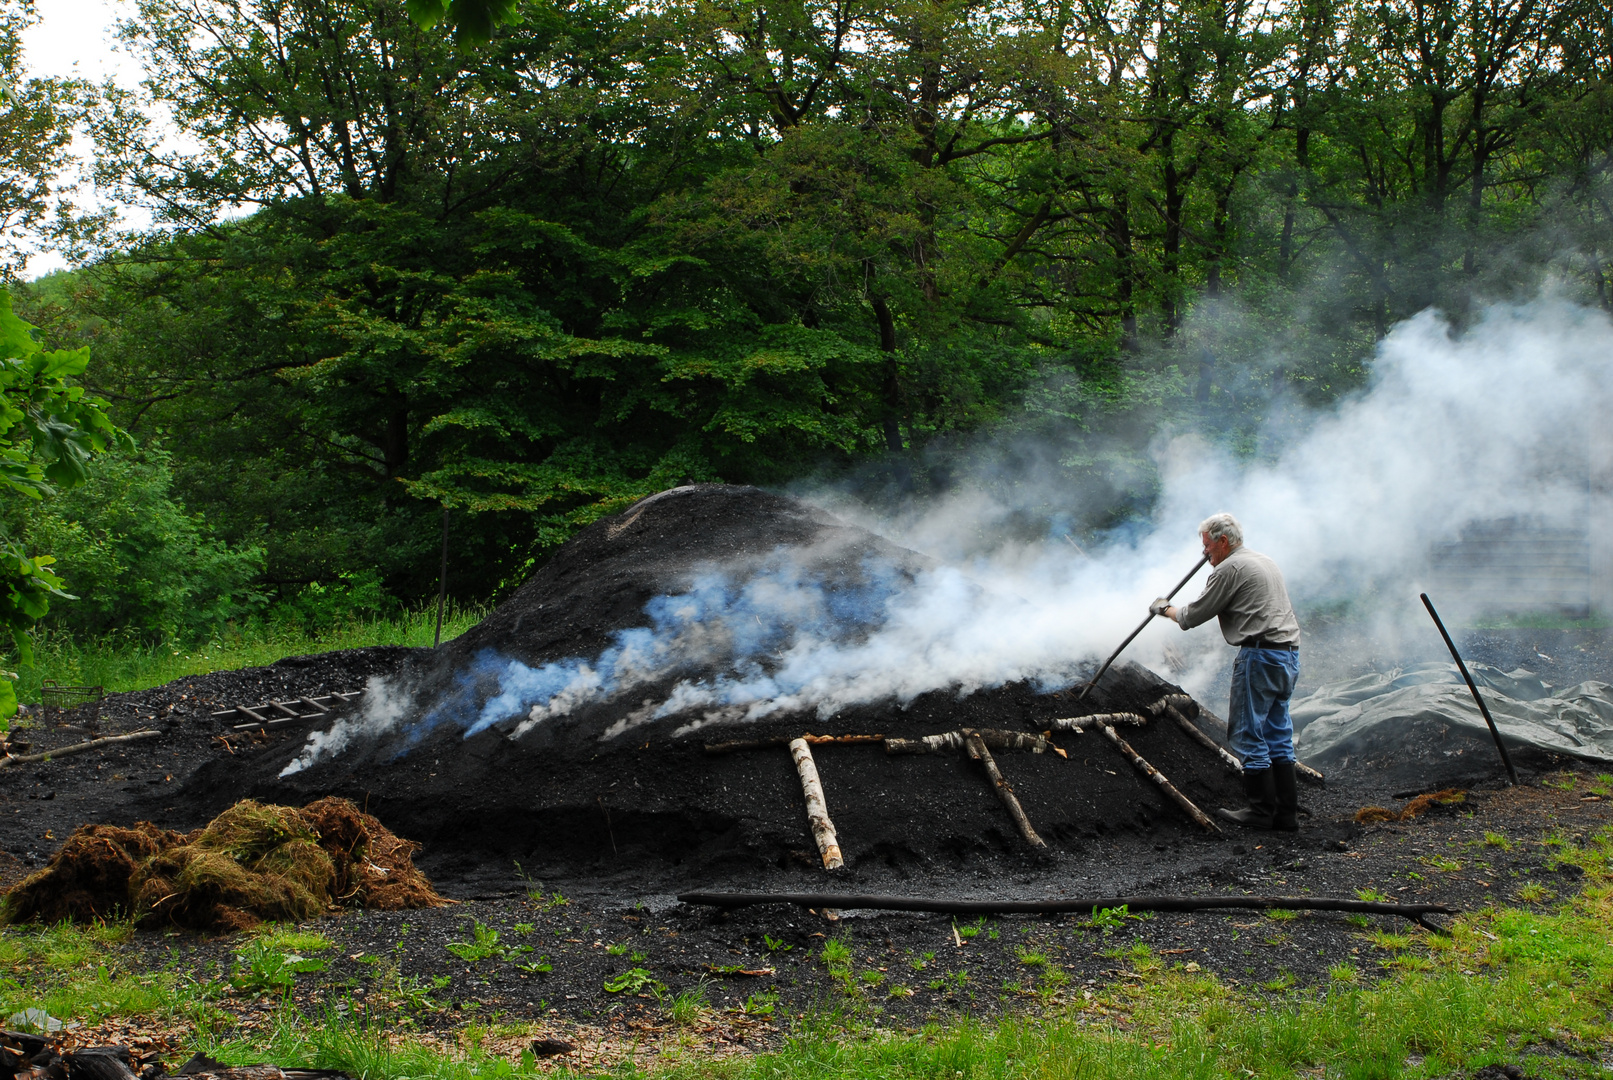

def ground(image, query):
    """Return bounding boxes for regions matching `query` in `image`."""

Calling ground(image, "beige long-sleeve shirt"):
[1174,546,1300,647]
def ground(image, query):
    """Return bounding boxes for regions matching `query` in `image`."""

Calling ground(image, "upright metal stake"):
[1420,592,1517,785]
[1077,554,1209,700]
[434,504,449,648]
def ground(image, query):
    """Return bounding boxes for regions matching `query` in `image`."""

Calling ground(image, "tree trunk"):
[870,294,904,453]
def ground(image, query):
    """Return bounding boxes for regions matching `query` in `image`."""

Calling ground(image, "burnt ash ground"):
[6,641,1611,1058]
[1,481,1610,1055]
[69,774,1613,1064]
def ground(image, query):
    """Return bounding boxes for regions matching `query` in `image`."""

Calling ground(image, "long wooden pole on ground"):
[788,738,844,869]
[0,729,160,767]
[964,731,1046,849]
[679,891,1455,931]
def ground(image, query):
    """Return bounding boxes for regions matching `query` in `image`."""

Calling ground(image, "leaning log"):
[964,731,1046,849]
[1146,693,1199,718]
[1049,712,1148,733]
[1163,703,1244,774]
[1098,724,1221,833]
[1191,701,1326,785]
[788,738,844,870]
[0,729,160,767]
[677,891,1456,931]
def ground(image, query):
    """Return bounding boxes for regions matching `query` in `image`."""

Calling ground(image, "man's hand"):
[1149,598,1171,617]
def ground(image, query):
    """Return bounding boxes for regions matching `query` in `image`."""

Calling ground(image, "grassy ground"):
[9,605,485,705]
[5,825,1612,1079]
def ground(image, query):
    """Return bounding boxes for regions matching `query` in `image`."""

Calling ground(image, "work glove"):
[1149,598,1171,617]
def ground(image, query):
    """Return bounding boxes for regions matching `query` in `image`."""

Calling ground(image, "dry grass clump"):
[1354,788,1466,824]
[299,796,441,910]
[1,798,443,931]
[0,823,183,925]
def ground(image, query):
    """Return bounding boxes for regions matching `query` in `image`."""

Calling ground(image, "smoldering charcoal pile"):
[159,485,1250,880]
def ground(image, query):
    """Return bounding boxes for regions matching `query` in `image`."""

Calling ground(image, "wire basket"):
[41,680,104,722]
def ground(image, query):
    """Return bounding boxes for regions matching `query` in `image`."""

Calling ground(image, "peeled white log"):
[1049,712,1148,734]
[1146,693,1197,717]
[788,738,844,870]
[1192,701,1326,784]
[884,729,1057,756]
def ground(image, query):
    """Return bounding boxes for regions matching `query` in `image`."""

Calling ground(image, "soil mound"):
[2,797,443,930]
[174,485,1248,883]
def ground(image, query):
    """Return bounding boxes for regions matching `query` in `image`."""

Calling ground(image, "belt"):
[1241,638,1298,651]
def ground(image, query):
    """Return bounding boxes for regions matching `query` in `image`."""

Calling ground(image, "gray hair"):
[1198,512,1243,548]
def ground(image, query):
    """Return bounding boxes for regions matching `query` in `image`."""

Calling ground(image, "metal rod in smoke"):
[1077,554,1209,700]
[1419,592,1517,785]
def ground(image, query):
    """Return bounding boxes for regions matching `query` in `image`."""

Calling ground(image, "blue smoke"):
[414,550,909,741]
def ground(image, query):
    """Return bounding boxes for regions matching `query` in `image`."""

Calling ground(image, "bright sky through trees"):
[19,0,146,276]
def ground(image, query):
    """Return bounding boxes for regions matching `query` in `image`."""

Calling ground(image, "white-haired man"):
[1151,513,1301,831]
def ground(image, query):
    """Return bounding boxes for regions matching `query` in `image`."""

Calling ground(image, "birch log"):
[1163,704,1244,774]
[1146,694,1198,717]
[1097,724,1221,833]
[964,731,1047,849]
[1049,712,1148,733]
[1182,701,1326,785]
[788,738,844,870]
[885,729,1057,755]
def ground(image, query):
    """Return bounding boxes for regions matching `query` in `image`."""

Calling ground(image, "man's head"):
[1198,512,1243,566]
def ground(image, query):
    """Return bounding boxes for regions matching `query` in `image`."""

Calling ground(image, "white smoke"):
[648,297,1609,717]
[280,672,414,776]
[285,297,1613,767]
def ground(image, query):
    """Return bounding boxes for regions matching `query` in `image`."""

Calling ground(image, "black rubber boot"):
[1218,767,1276,829]
[1271,761,1300,832]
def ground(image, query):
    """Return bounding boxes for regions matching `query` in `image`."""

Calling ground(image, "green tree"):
[0,289,130,716]
[1,446,264,641]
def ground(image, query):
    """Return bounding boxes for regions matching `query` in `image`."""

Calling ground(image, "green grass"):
[9,604,486,706]
[10,826,1613,1079]
[0,919,222,1028]
[1467,611,1613,629]
[253,926,334,954]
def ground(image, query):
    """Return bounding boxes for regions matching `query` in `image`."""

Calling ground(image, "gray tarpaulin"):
[1292,662,1613,766]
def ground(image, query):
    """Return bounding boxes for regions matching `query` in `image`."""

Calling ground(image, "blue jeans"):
[1228,647,1300,770]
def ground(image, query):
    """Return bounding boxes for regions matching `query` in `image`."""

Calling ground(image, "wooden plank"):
[236,704,270,725]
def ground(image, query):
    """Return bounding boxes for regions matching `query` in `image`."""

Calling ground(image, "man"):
[1152,513,1301,831]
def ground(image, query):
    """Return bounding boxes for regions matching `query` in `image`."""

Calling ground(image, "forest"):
[1,0,1611,660]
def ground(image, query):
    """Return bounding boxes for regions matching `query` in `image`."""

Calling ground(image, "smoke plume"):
[282,298,1612,775]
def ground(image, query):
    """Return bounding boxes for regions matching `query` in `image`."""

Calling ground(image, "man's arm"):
[1170,566,1239,630]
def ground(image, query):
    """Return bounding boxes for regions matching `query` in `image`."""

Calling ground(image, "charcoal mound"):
[177,485,1246,883]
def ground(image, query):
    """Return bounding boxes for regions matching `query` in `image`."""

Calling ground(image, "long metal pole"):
[1419,592,1517,785]
[434,504,449,648]
[1077,554,1209,700]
